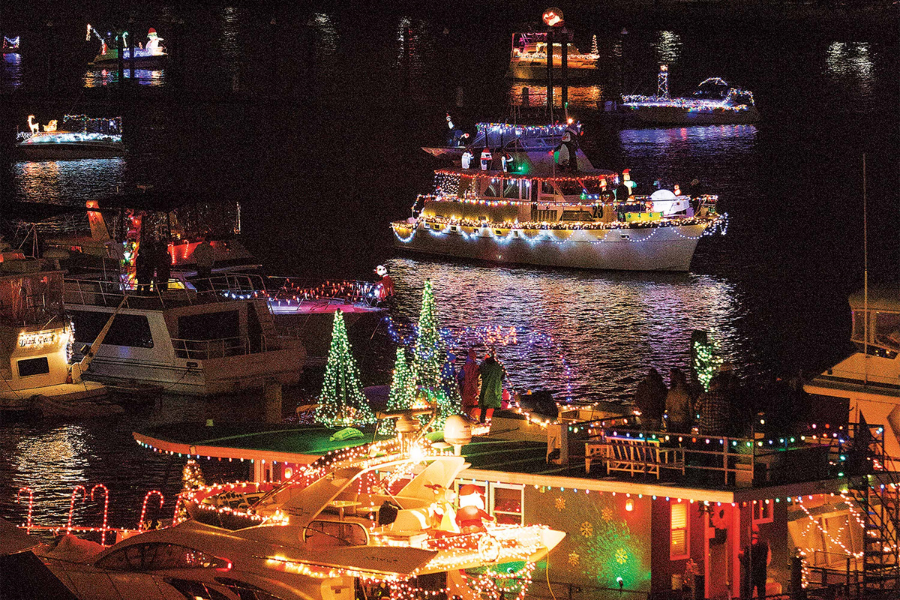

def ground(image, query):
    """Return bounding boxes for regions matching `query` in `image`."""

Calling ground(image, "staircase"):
[844,424,900,597]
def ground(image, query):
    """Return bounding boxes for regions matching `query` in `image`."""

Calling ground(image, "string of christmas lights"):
[315,310,377,427]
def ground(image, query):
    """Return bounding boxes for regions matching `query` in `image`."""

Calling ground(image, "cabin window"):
[753,500,774,524]
[485,182,501,198]
[96,543,230,571]
[303,520,369,547]
[71,311,154,348]
[875,312,900,351]
[178,310,240,341]
[17,357,49,377]
[503,179,520,199]
[490,484,524,525]
[670,502,689,560]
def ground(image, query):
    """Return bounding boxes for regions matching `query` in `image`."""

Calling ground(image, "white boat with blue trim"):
[392,127,725,272]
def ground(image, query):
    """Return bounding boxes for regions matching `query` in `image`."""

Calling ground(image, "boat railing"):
[581,420,842,487]
[171,335,257,359]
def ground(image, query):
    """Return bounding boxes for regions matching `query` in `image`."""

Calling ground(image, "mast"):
[863,153,868,384]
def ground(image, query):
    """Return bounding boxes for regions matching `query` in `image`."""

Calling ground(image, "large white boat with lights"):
[16,115,123,160]
[392,124,725,272]
[1,245,106,413]
[507,30,598,80]
[621,66,759,125]
[31,415,563,600]
[423,121,582,160]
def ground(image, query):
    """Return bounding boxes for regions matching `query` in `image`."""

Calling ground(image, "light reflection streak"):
[825,42,874,100]
[507,83,604,110]
[655,31,682,65]
[384,257,742,404]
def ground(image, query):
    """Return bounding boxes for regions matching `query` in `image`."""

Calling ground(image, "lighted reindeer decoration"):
[27,115,40,134]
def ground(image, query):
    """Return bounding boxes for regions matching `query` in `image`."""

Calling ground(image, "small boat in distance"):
[16,115,123,160]
[507,30,598,80]
[88,26,166,66]
[2,36,19,54]
[621,65,759,125]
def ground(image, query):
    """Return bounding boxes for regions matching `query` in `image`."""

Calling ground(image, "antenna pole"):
[863,153,868,384]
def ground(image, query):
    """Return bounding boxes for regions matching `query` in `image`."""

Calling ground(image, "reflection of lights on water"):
[655,31,682,65]
[825,42,874,98]
[395,16,431,75]
[14,158,126,209]
[83,68,165,87]
[2,52,23,89]
[311,13,339,63]
[14,426,90,522]
[619,125,758,157]
[383,257,741,403]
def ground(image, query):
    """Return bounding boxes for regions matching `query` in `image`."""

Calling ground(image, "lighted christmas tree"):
[591,34,598,56]
[690,330,722,392]
[411,280,461,427]
[315,310,376,428]
[379,347,417,435]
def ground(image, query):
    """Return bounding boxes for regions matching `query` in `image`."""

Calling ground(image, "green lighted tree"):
[690,330,722,392]
[315,310,376,428]
[379,347,417,435]
[411,280,461,427]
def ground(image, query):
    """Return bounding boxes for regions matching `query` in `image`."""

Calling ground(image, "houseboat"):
[621,66,759,126]
[63,275,305,396]
[16,115,123,160]
[88,27,166,66]
[131,397,900,599]
[392,125,725,272]
[805,285,900,466]
[507,31,598,80]
[1,245,106,413]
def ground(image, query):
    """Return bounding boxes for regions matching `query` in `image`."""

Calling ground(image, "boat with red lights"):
[88,26,167,67]
[621,66,759,125]
[393,126,726,272]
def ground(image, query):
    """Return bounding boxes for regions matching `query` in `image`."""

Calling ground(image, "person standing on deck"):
[477,348,506,424]
[154,238,171,292]
[633,367,667,430]
[459,348,481,420]
[665,368,693,433]
[193,237,215,279]
[135,238,153,294]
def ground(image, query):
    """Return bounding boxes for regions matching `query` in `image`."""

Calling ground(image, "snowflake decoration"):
[602,507,614,521]
[580,521,594,537]
[555,497,566,511]
[568,551,580,567]
[616,547,629,564]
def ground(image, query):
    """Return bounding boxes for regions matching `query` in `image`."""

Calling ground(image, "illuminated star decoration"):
[568,551,580,567]
[315,310,376,427]
[555,497,566,511]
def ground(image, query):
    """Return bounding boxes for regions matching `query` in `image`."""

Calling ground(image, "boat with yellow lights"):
[0,244,107,414]
[392,128,726,272]
[34,415,563,600]
[507,30,598,80]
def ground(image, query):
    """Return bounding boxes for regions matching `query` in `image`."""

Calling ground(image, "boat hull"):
[625,105,760,125]
[16,142,124,160]
[393,222,705,272]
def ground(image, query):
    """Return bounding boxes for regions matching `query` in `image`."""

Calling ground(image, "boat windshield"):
[556,179,608,197]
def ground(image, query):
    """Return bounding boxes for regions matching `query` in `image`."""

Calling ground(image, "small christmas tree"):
[411,280,461,427]
[379,347,417,435]
[690,330,722,392]
[591,34,598,56]
[315,310,376,427]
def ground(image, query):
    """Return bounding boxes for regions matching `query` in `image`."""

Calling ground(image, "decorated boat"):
[88,26,166,66]
[423,121,582,160]
[393,126,726,272]
[29,415,563,600]
[0,244,107,415]
[621,66,759,125]
[16,115,123,160]
[507,30,598,80]
[2,36,19,54]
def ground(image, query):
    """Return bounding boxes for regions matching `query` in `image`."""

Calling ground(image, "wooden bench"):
[585,436,685,479]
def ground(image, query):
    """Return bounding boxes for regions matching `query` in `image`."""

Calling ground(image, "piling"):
[264,380,283,423]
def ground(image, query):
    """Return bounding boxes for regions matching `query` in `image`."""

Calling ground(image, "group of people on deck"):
[456,347,507,425]
[633,363,756,437]
[134,237,172,293]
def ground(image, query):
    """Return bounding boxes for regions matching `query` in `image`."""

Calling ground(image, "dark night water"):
[1,2,898,530]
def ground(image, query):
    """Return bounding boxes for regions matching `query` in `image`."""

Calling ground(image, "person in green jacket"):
[478,349,506,424]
